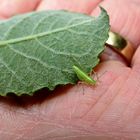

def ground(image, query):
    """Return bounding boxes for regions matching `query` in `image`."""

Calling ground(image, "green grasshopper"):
[73,65,97,85]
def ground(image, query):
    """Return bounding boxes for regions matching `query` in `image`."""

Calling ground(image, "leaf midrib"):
[0,18,93,48]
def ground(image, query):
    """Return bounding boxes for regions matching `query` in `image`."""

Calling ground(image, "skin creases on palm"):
[0,0,140,139]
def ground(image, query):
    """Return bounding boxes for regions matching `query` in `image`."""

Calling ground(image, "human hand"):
[0,0,140,139]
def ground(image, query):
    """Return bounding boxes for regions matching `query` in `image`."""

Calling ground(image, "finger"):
[91,0,140,48]
[37,0,102,14]
[0,0,42,18]
[100,45,130,66]
[131,46,140,71]
[0,15,6,20]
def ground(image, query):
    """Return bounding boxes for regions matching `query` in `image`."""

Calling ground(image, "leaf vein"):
[36,38,87,57]
[2,14,33,40]
[8,46,73,74]
[0,19,93,47]
[0,58,26,85]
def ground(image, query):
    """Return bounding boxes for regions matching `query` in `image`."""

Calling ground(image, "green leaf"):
[0,8,109,96]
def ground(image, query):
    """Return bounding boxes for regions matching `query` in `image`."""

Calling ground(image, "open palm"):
[0,0,140,139]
